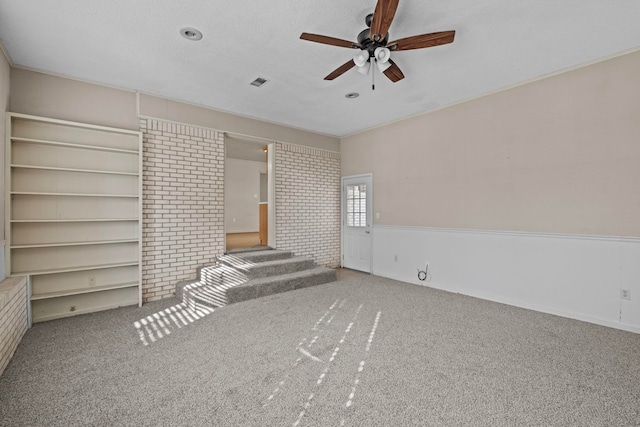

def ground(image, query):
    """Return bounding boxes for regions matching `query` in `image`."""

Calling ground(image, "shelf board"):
[11,191,138,198]
[31,281,139,301]
[11,239,139,249]
[10,113,142,136]
[13,261,139,276]
[11,137,139,154]
[11,164,139,176]
[11,218,138,223]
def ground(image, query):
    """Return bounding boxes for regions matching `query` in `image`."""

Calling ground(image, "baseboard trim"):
[378,270,640,334]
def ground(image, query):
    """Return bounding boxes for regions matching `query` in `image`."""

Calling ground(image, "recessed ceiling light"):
[250,77,268,87]
[180,27,203,41]
[345,92,359,99]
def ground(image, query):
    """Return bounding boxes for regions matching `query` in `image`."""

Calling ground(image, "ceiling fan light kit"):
[353,50,369,68]
[374,47,391,71]
[300,0,455,89]
[357,61,371,75]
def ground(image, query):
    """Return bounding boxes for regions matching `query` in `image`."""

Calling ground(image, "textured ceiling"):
[1,1,640,137]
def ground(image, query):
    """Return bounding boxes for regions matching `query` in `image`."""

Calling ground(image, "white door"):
[342,174,373,273]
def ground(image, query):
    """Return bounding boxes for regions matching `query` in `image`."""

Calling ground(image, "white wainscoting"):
[372,225,640,333]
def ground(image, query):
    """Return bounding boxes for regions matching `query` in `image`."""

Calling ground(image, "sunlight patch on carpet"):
[133,302,214,345]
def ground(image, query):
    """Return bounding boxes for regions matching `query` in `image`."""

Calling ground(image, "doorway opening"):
[224,135,273,252]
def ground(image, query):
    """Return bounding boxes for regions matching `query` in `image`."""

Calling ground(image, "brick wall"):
[275,143,341,267]
[0,276,28,377]
[140,119,225,302]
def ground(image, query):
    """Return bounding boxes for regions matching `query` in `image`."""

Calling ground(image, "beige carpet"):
[1,273,639,426]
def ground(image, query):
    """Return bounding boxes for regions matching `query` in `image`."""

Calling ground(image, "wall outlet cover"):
[620,289,631,300]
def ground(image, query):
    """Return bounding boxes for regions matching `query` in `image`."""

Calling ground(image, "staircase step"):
[219,256,315,279]
[226,267,337,305]
[196,262,217,281]
[247,257,316,279]
[175,279,197,301]
[183,280,230,309]
[219,249,292,265]
[225,247,273,255]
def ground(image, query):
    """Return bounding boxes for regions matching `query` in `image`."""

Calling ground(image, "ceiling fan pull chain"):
[372,60,376,90]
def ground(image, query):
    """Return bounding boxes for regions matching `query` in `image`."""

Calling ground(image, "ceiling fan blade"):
[324,59,357,80]
[387,31,455,51]
[369,0,400,42]
[300,33,361,49]
[382,59,404,82]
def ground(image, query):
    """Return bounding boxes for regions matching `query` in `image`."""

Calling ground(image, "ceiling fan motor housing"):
[357,28,389,58]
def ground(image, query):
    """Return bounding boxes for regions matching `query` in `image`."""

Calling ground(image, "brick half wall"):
[140,119,225,302]
[275,143,341,267]
[0,276,28,377]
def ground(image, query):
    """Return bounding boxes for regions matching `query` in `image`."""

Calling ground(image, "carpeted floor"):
[1,273,639,426]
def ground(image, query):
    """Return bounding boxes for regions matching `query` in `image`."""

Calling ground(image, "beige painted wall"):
[0,48,11,243]
[139,94,339,151]
[10,68,139,130]
[341,50,640,237]
[8,68,339,151]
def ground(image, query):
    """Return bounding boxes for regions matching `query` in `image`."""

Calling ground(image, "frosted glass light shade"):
[353,50,370,67]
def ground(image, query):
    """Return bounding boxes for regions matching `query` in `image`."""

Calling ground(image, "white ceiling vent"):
[250,77,268,87]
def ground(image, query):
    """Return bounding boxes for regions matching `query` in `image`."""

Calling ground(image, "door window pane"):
[346,184,367,228]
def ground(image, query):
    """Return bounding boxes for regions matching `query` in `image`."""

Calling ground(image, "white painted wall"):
[373,226,640,333]
[225,158,266,233]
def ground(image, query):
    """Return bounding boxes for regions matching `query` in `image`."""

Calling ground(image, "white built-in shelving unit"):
[5,113,142,323]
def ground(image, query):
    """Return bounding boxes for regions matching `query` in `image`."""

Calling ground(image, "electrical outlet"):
[620,289,631,300]
[394,254,398,262]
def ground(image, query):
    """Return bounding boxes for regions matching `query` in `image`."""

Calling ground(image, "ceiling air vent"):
[250,77,268,87]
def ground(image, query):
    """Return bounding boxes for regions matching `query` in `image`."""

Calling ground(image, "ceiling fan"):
[300,0,455,89]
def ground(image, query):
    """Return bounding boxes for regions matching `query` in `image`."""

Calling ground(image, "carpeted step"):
[178,261,252,309]
[226,267,337,305]
[174,279,196,301]
[246,257,316,279]
[224,246,273,255]
[218,249,292,266]
[196,262,217,281]
[219,256,316,279]
[182,280,229,309]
